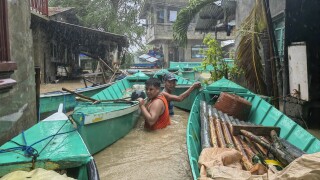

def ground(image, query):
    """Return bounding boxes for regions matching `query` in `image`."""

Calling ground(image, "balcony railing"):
[29,0,48,16]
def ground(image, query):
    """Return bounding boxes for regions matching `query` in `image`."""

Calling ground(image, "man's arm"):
[138,98,164,126]
[163,82,201,102]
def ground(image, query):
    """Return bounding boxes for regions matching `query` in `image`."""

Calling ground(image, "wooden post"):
[35,66,41,121]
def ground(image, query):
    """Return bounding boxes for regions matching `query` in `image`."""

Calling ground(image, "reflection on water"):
[94,107,192,180]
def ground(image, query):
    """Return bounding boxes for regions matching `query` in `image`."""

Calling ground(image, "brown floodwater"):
[93,107,193,180]
[40,80,87,93]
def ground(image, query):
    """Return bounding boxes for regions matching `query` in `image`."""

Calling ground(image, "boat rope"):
[0,120,79,165]
[37,120,71,156]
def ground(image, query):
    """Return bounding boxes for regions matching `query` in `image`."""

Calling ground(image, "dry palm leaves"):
[236,0,267,95]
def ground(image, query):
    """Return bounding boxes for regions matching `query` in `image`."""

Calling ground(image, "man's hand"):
[137,98,145,107]
[192,82,201,89]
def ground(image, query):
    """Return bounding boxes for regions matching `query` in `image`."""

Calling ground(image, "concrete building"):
[0,0,37,145]
[140,0,205,66]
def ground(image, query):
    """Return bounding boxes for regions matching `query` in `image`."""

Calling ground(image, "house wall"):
[32,23,52,83]
[0,0,36,145]
[142,0,205,66]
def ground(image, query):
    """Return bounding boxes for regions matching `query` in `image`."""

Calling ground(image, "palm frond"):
[236,0,267,95]
[173,0,213,47]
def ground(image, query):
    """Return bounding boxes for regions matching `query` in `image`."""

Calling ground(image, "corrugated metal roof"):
[50,20,129,47]
[195,0,236,32]
[48,7,74,16]
[199,3,224,20]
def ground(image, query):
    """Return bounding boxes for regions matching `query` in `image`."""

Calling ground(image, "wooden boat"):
[40,83,112,119]
[187,77,320,179]
[0,104,99,180]
[70,72,150,154]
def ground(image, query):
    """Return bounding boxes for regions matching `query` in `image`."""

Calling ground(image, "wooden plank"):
[231,124,280,136]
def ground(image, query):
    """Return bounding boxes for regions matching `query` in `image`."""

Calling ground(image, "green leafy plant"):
[200,35,240,83]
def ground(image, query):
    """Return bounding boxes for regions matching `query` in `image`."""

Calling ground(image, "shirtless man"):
[161,73,201,115]
[137,78,170,130]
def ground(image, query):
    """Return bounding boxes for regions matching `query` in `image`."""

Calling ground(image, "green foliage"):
[200,35,240,83]
[120,52,133,69]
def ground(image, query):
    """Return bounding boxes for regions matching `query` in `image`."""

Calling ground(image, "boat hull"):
[71,72,149,154]
[0,106,97,179]
[72,103,140,154]
[187,78,320,180]
[40,84,110,119]
[172,85,199,111]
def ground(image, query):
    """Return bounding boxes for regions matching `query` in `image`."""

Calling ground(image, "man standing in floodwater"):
[137,78,170,130]
[162,73,201,115]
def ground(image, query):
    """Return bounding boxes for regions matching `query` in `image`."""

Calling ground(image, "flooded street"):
[40,79,86,93]
[94,107,192,180]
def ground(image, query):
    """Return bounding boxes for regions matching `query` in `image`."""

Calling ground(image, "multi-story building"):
[140,0,206,66]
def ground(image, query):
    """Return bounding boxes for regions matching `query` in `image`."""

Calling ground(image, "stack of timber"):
[0,104,99,180]
[187,77,320,179]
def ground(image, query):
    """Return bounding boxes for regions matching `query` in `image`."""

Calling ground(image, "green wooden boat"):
[71,72,150,154]
[0,104,99,180]
[187,77,320,179]
[40,83,112,119]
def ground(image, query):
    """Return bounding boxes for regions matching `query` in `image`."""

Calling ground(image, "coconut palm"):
[236,0,268,95]
[173,0,277,97]
[173,0,214,47]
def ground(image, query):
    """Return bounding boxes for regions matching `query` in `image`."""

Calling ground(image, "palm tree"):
[236,0,267,95]
[173,0,214,47]
[173,0,280,101]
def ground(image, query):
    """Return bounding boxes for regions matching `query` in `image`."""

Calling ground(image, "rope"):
[0,117,81,159]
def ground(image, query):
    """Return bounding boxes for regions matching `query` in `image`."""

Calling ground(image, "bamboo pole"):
[207,105,218,147]
[212,108,226,148]
[200,101,212,149]
[218,111,235,148]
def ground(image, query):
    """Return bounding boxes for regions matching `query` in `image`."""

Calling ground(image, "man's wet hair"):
[145,78,161,88]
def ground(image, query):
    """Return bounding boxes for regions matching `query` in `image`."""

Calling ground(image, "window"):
[168,10,177,23]
[0,0,17,90]
[157,10,164,23]
[191,45,207,58]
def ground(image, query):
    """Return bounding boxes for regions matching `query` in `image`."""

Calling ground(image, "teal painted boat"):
[40,83,112,119]
[187,78,320,179]
[0,104,99,180]
[71,72,150,154]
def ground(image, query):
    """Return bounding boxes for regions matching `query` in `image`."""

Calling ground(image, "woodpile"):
[200,99,305,175]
